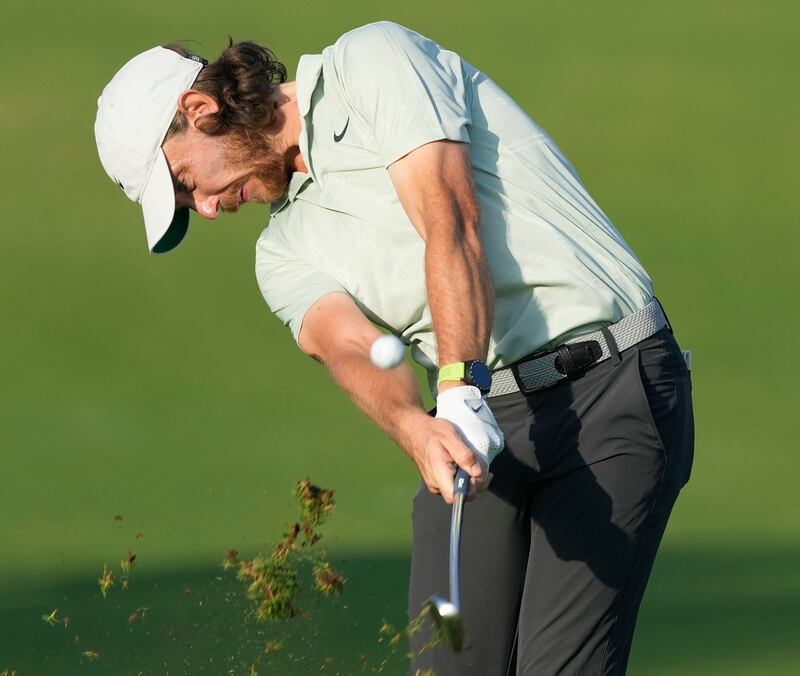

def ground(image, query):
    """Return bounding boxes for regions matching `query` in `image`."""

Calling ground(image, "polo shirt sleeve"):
[333,21,471,166]
[255,225,346,343]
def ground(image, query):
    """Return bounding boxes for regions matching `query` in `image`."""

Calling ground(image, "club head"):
[425,595,464,652]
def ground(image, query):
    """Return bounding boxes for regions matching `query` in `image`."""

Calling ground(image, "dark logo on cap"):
[114,178,125,191]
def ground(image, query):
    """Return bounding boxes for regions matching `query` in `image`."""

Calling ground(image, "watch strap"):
[438,362,466,384]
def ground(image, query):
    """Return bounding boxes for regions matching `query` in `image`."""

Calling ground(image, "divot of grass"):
[39,480,374,672]
[98,545,137,598]
[375,602,449,673]
[223,479,346,622]
[224,479,352,672]
[41,608,70,629]
[98,563,115,598]
[127,606,150,624]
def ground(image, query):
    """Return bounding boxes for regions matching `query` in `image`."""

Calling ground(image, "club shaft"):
[449,467,469,610]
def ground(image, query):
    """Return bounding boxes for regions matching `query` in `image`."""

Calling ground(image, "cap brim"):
[141,149,189,254]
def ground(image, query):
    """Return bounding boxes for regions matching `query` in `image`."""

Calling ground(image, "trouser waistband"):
[487,299,668,398]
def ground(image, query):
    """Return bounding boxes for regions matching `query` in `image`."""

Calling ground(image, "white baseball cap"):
[95,47,206,253]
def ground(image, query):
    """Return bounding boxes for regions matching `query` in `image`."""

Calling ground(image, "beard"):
[217,129,289,213]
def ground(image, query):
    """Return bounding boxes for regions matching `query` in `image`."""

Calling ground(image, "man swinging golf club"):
[95,21,694,675]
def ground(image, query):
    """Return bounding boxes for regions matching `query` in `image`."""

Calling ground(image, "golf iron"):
[425,466,469,651]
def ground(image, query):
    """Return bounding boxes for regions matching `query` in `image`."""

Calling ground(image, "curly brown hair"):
[163,39,287,143]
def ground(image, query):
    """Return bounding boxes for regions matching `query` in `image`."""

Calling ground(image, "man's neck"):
[271,81,307,173]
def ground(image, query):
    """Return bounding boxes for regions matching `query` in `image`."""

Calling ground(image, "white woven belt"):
[487,299,668,398]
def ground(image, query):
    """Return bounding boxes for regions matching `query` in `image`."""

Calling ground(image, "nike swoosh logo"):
[333,117,349,143]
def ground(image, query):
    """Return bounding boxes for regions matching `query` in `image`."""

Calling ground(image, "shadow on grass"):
[1,545,798,675]
[0,554,411,676]
[629,544,800,675]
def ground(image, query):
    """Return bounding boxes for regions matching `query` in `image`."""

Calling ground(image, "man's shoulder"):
[334,21,416,48]
[329,21,433,65]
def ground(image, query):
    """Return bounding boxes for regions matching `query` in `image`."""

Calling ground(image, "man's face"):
[162,124,289,219]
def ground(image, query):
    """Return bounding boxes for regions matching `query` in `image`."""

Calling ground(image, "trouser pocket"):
[634,333,695,490]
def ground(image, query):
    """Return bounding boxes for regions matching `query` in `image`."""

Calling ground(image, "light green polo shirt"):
[255,21,653,377]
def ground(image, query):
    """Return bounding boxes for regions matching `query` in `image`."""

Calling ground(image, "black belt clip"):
[554,340,602,380]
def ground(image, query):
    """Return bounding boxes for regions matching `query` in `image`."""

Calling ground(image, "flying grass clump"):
[408,602,451,652]
[375,602,452,673]
[41,608,69,629]
[98,564,115,598]
[127,606,150,625]
[380,603,449,650]
[295,479,335,529]
[224,548,299,621]
[312,561,346,596]
[224,479,346,621]
[40,517,141,667]
[97,549,137,598]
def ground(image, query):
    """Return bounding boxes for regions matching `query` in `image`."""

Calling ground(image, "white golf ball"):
[370,334,405,369]
[436,601,459,618]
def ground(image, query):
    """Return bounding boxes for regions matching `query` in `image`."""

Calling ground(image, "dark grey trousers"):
[409,327,694,675]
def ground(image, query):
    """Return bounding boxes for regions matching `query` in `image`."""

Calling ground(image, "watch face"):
[467,361,492,393]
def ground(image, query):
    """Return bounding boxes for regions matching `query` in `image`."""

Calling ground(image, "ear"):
[176,90,219,128]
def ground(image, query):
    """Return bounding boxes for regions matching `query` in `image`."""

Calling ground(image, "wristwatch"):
[437,360,492,394]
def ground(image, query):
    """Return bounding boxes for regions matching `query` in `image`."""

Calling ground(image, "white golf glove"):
[435,386,505,469]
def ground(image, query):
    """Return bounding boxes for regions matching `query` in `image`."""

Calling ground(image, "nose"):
[195,193,220,220]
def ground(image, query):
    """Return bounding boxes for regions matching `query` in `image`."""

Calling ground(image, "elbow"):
[300,328,374,368]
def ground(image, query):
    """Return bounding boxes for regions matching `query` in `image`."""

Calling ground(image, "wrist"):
[395,407,433,456]
[437,379,467,394]
[437,359,492,394]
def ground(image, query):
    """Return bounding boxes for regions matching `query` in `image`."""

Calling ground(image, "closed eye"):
[172,174,197,210]
[176,174,195,194]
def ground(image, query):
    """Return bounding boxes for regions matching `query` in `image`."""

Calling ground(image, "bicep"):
[298,292,383,363]
[387,140,479,241]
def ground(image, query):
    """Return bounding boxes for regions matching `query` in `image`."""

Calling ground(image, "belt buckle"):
[510,339,603,394]
[509,348,552,395]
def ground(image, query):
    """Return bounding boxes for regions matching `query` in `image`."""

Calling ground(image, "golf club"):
[425,466,469,651]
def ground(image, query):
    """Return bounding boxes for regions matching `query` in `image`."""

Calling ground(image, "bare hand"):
[407,416,488,503]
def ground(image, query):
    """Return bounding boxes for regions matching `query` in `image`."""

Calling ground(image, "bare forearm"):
[322,346,429,456]
[387,141,494,370]
[298,292,486,502]
[426,223,494,366]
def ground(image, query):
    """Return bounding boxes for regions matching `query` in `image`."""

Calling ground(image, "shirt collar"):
[270,171,313,216]
[296,54,322,117]
[296,54,322,186]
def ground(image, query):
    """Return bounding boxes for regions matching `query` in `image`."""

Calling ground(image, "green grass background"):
[2,0,798,673]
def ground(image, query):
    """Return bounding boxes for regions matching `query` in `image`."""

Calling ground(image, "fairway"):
[2,1,799,674]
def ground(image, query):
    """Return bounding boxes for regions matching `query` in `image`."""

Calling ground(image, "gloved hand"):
[435,386,505,469]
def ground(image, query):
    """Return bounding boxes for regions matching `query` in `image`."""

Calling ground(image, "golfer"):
[95,21,694,675]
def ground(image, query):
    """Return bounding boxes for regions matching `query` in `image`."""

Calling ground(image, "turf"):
[2,1,799,673]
